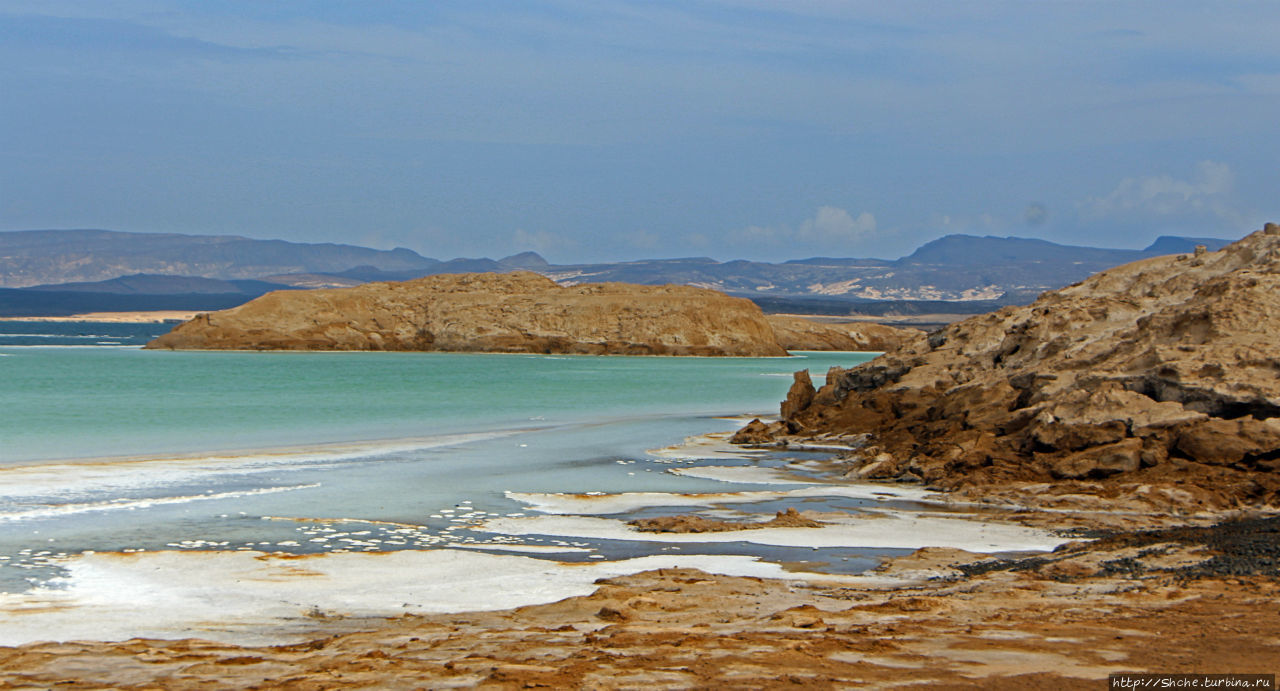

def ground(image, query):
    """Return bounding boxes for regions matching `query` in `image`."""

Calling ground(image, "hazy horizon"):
[0,224,1244,266]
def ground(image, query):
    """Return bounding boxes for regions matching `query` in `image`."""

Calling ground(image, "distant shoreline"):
[0,308,955,331]
[0,310,200,323]
[768,312,965,327]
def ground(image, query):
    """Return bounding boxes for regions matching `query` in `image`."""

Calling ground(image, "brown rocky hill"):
[765,315,920,352]
[145,271,788,356]
[740,224,1280,511]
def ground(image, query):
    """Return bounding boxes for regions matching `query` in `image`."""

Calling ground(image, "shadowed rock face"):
[145,271,788,357]
[756,225,1280,509]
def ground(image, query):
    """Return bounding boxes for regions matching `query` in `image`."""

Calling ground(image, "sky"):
[1,1,1277,263]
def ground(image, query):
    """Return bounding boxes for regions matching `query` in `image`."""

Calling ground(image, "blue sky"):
[2,1,1277,262]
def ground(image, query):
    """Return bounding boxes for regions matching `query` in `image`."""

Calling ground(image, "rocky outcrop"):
[745,224,1280,510]
[145,271,788,356]
[729,418,790,444]
[765,316,920,352]
[780,370,817,422]
[628,508,823,533]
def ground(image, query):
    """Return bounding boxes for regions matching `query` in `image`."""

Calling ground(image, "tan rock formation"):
[145,271,788,356]
[779,370,816,423]
[748,226,1280,509]
[628,508,823,533]
[765,315,920,352]
[728,418,789,444]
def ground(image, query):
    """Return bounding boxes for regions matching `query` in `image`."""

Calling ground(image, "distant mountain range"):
[0,229,439,287]
[0,228,1234,317]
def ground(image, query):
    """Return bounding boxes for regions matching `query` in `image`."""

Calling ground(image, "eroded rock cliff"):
[765,316,920,352]
[746,225,1280,510]
[145,271,788,356]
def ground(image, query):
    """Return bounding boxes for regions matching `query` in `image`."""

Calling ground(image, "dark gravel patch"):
[958,516,1280,580]
[1113,515,1280,579]
[956,555,1051,577]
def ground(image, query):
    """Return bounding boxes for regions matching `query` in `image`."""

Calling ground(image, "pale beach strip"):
[0,311,201,323]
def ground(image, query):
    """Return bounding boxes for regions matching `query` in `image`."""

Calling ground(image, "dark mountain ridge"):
[25,273,289,296]
[901,234,1146,266]
[0,228,1238,318]
[0,229,439,288]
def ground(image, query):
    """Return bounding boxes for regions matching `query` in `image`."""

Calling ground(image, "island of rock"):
[145,271,792,356]
[739,224,1280,511]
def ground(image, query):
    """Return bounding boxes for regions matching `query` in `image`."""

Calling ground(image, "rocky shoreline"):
[0,505,1275,689]
[4,228,1278,687]
[0,417,1275,688]
[736,226,1280,519]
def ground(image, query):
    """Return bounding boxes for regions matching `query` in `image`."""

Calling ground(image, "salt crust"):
[0,483,320,522]
[505,483,937,515]
[0,549,889,646]
[476,514,1066,553]
[646,429,767,460]
[668,465,818,485]
[0,431,520,500]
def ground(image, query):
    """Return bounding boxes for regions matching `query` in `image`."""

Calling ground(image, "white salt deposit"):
[0,431,524,502]
[646,431,766,460]
[506,483,938,515]
[0,484,321,522]
[477,513,1067,553]
[668,465,817,485]
[0,549,884,646]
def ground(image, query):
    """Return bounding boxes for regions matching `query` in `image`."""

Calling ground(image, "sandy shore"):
[1,310,200,323]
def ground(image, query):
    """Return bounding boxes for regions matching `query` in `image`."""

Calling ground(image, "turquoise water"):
[0,347,865,464]
[0,344,882,593]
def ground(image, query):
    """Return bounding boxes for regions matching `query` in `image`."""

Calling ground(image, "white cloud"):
[728,206,880,250]
[798,205,877,241]
[1083,160,1240,221]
